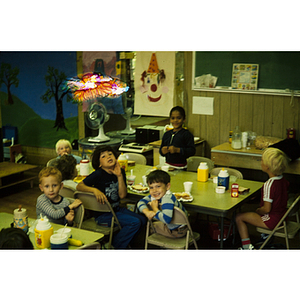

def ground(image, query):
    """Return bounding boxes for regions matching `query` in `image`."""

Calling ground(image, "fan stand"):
[88,125,110,142]
[118,117,136,135]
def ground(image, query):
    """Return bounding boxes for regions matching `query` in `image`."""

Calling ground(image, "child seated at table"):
[0,227,34,249]
[235,147,289,249]
[55,155,78,189]
[76,145,146,249]
[36,167,82,225]
[55,139,82,164]
[137,169,188,238]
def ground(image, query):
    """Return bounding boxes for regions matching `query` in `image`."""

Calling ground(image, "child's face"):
[39,175,63,202]
[57,143,71,156]
[149,181,171,200]
[170,110,185,131]
[99,151,116,168]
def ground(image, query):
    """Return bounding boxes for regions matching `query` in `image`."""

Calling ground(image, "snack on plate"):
[132,184,148,191]
[174,192,191,200]
[238,186,250,194]
[128,160,135,166]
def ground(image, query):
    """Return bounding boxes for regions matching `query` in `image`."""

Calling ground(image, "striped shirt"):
[36,194,71,225]
[137,190,187,230]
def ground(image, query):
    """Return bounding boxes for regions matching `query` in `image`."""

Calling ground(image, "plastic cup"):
[183,181,193,193]
[127,175,136,186]
[56,228,72,238]
[142,175,147,186]
[161,165,169,172]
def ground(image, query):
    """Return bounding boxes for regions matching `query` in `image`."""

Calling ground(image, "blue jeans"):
[95,207,146,249]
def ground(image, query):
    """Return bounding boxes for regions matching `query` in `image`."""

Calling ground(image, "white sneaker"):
[238,244,255,250]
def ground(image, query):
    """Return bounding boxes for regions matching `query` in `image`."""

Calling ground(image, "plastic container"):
[118,153,128,171]
[231,183,239,198]
[80,159,90,176]
[218,168,229,190]
[50,233,69,250]
[197,162,209,182]
[229,131,233,144]
[231,126,242,149]
[13,205,28,233]
[34,216,53,249]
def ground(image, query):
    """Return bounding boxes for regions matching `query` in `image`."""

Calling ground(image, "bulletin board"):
[192,51,300,92]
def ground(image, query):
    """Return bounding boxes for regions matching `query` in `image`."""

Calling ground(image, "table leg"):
[231,211,236,246]
[220,217,224,249]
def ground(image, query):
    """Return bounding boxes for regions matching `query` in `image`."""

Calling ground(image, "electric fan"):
[118,107,141,135]
[85,102,110,142]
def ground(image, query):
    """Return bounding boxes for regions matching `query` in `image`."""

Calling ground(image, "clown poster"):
[134,52,175,117]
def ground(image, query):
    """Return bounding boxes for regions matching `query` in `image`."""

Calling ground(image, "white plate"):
[129,185,149,194]
[173,192,193,202]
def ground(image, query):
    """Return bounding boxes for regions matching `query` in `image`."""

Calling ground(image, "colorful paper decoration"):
[66,72,129,103]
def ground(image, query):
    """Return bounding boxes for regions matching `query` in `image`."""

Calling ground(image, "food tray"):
[173,192,193,202]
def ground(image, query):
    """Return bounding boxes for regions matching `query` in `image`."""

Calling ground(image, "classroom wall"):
[184,51,300,157]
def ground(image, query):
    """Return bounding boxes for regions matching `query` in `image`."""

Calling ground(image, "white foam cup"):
[183,181,193,193]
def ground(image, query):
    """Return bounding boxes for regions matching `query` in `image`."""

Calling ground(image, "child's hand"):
[161,146,169,155]
[93,189,107,204]
[150,200,159,210]
[65,210,75,223]
[145,210,156,220]
[168,145,180,154]
[69,199,82,209]
[111,161,122,177]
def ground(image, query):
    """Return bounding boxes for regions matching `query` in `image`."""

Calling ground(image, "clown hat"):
[147,53,159,74]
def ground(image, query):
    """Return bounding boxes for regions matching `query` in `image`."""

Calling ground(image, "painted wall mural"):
[0,52,78,148]
[134,51,175,117]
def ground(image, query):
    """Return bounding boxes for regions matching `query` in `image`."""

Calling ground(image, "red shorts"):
[261,213,282,230]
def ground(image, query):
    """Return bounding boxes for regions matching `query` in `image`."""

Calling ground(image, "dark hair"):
[170,106,186,120]
[0,227,34,249]
[54,155,77,181]
[91,145,119,170]
[147,170,170,185]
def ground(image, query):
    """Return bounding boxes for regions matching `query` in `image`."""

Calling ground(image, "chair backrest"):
[74,191,112,212]
[125,153,147,165]
[187,156,214,172]
[286,195,300,218]
[66,197,85,228]
[73,191,121,229]
[171,207,191,226]
[59,185,76,198]
[47,158,57,167]
[210,167,243,179]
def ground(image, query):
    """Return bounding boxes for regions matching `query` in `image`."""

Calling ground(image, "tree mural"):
[0,62,20,105]
[41,66,72,131]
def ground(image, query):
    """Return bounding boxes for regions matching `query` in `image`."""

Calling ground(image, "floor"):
[1,166,300,250]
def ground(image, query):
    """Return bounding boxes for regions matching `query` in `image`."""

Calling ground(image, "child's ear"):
[166,182,171,190]
[39,184,43,192]
[60,182,63,190]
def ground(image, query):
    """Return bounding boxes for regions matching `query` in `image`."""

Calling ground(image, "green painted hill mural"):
[1,91,78,148]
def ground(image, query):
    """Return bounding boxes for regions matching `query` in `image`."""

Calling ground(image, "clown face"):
[140,73,169,103]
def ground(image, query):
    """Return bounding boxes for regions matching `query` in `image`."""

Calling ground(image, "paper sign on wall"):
[192,96,214,115]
